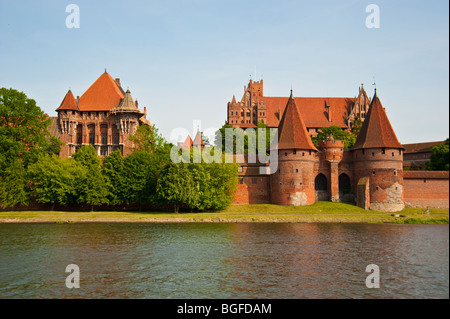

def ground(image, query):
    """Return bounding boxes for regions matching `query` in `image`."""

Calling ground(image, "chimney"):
[76,96,80,104]
[115,78,121,87]
[144,107,147,116]
[135,99,138,107]
[325,102,332,122]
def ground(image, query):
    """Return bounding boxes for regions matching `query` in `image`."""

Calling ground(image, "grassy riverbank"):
[0,202,448,224]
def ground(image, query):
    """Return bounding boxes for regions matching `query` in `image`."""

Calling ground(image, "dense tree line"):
[0,88,239,212]
[426,139,449,171]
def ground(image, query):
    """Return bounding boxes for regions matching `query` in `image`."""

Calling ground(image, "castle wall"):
[270,150,317,206]
[353,148,404,212]
[233,176,271,205]
[403,171,449,208]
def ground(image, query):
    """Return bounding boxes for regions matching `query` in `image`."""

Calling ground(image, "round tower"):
[351,91,404,212]
[318,139,344,202]
[270,91,318,206]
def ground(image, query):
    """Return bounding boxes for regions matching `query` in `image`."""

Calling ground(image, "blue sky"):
[0,0,448,144]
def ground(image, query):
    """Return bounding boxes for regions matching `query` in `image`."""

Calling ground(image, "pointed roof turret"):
[111,88,145,115]
[77,72,124,111]
[352,91,403,150]
[275,92,317,151]
[56,89,78,111]
[231,95,236,104]
[193,130,205,147]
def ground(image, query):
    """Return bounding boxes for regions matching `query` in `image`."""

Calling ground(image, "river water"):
[0,223,448,299]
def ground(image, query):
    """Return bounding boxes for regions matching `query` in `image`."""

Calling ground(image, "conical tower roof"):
[352,91,403,150]
[77,71,124,111]
[56,89,78,111]
[275,91,317,151]
[193,130,205,147]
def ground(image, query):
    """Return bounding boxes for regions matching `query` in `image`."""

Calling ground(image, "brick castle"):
[55,74,449,212]
[228,80,448,212]
[56,70,150,158]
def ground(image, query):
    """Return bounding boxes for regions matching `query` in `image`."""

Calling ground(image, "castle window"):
[239,178,244,184]
[238,167,243,173]
[72,111,75,115]
[302,152,305,156]
[362,149,365,155]
[309,150,312,155]
[241,120,244,124]
[376,186,379,190]
[89,133,95,145]
[101,133,107,145]
[252,178,257,185]
[241,112,244,117]
[285,152,288,156]
[394,170,397,176]
[372,170,375,175]
[77,134,82,144]
[382,148,386,154]
[296,169,299,173]
[113,133,120,144]
[392,152,394,156]
[100,146,108,156]
[293,150,296,155]
[372,152,375,157]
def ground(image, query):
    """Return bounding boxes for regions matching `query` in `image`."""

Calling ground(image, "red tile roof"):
[352,92,403,150]
[276,93,318,151]
[77,72,124,111]
[56,89,78,111]
[402,141,446,154]
[263,96,355,128]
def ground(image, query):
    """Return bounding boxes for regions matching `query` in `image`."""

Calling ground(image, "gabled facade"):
[227,79,370,135]
[56,71,150,158]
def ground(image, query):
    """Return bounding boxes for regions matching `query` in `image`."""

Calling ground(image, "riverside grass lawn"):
[0,202,448,224]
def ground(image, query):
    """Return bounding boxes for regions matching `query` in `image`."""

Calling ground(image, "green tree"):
[350,116,363,137]
[129,124,173,156]
[0,87,61,171]
[206,162,239,210]
[426,139,449,171]
[0,159,30,208]
[156,163,198,213]
[72,145,110,209]
[102,150,126,205]
[122,151,159,207]
[311,126,356,149]
[28,154,86,208]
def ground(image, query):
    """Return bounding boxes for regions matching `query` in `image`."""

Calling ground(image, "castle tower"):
[270,91,318,206]
[110,89,145,156]
[352,90,405,212]
[56,89,79,158]
[318,139,345,202]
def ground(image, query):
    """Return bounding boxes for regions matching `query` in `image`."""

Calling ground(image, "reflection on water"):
[0,223,448,299]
